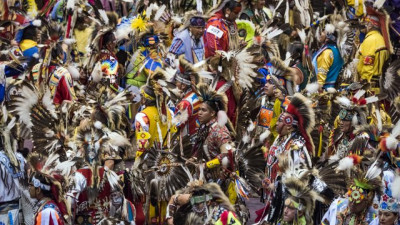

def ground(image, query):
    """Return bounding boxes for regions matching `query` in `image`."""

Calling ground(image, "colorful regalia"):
[169,10,206,65]
[312,40,344,89]
[34,199,65,225]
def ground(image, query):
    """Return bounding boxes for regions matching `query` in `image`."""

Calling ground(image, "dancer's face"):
[276,113,294,136]
[198,103,216,124]
[190,26,205,40]
[379,211,398,225]
[339,120,352,133]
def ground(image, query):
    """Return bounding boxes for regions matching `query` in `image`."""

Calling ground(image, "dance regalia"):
[312,43,344,89]
[135,106,172,152]
[265,131,312,184]
[357,30,389,83]
[69,166,112,225]
[169,29,205,64]
[48,66,77,104]
[321,198,377,225]
[0,151,25,225]
[204,11,239,125]
[328,128,355,158]
[175,89,200,137]
[126,49,163,88]
[34,199,65,225]
[99,49,123,92]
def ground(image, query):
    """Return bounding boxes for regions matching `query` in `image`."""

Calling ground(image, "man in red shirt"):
[204,0,242,126]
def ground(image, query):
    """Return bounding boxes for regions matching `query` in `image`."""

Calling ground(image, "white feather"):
[242,135,250,144]
[107,132,131,147]
[172,109,189,126]
[94,121,103,129]
[373,0,386,9]
[385,136,398,151]
[54,160,76,176]
[217,110,228,127]
[154,5,166,21]
[352,113,359,126]
[66,0,75,9]
[99,10,109,25]
[260,130,271,142]
[365,96,378,104]
[63,38,76,45]
[45,129,55,138]
[325,24,335,34]
[32,20,41,27]
[296,28,306,44]
[365,162,381,181]
[42,89,57,119]
[222,156,229,168]
[337,156,355,171]
[392,174,400,199]
[247,121,255,132]
[306,82,320,94]
[354,89,366,100]
[326,87,337,93]
[196,0,203,13]
[336,96,351,107]
[91,62,102,83]
[391,119,400,138]
[157,79,167,87]
[67,65,80,80]
[104,168,120,190]
[285,0,289,24]
[375,108,382,131]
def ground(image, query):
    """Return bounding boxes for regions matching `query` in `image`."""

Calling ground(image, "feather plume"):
[365,96,378,104]
[297,28,306,44]
[365,162,382,181]
[337,156,355,171]
[32,20,41,27]
[107,132,131,147]
[42,89,57,119]
[336,96,351,107]
[259,130,270,142]
[66,0,75,10]
[67,65,80,80]
[325,24,335,34]
[91,62,102,83]
[354,89,366,100]
[375,108,382,131]
[326,87,336,93]
[306,83,320,95]
[217,110,228,127]
[154,5,166,21]
[247,121,255,132]
[94,121,103,129]
[373,0,386,9]
[99,10,109,25]
[385,136,398,151]
[392,174,400,199]
[63,38,76,45]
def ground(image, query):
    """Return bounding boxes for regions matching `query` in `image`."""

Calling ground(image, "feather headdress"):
[380,59,400,101]
[286,93,316,154]
[197,84,228,126]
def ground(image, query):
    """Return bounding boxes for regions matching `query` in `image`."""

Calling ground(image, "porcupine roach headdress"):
[197,83,228,127]
[335,89,379,126]
[283,176,323,225]
[28,152,71,221]
[285,93,316,155]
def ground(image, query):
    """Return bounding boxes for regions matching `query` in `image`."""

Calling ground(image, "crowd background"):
[1,0,400,224]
